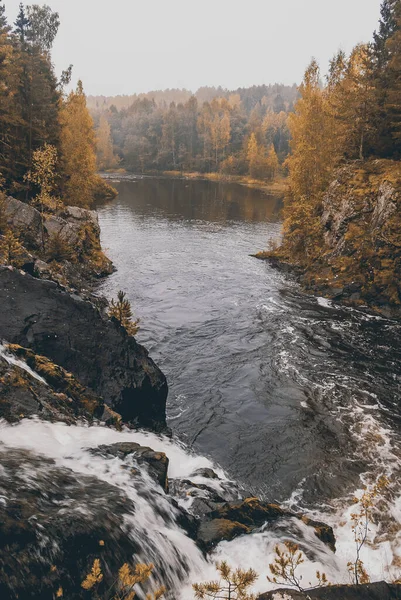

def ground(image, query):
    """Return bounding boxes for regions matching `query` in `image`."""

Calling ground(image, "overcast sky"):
[5,0,383,96]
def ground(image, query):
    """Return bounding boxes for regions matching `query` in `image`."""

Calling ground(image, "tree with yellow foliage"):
[283,59,341,258]
[96,114,119,171]
[81,559,165,600]
[247,133,267,179]
[265,144,279,180]
[0,229,25,266]
[59,81,99,207]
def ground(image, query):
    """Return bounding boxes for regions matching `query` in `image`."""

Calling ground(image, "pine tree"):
[59,81,99,206]
[384,1,401,152]
[108,291,139,336]
[0,2,21,187]
[370,0,401,155]
[0,229,25,266]
[12,3,61,196]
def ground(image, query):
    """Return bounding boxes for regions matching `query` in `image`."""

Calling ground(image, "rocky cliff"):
[0,267,167,430]
[259,159,401,317]
[2,196,114,290]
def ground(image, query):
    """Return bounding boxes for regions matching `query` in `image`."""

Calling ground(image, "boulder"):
[190,468,220,479]
[201,498,336,553]
[0,267,168,431]
[196,519,250,551]
[258,582,401,600]
[0,449,141,600]
[44,214,81,246]
[4,196,42,248]
[91,442,169,492]
[212,497,286,527]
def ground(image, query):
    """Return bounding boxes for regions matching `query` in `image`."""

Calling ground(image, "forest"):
[266,0,401,311]
[0,2,113,206]
[90,84,298,179]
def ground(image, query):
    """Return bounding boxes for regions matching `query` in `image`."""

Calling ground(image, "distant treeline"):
[91,84,298,179]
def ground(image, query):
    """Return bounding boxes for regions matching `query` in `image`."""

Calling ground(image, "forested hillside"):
[0,2,113,205]
[262,0,401,316]
[0,2,116,286]
[90,84,298,178]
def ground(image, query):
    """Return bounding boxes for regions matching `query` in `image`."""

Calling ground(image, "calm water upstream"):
[97,177,401,510]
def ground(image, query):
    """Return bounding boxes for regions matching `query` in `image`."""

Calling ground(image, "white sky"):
[5,0,383,96]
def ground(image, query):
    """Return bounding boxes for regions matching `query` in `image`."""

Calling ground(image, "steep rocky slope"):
[260,160,401,317]
[0,267,167,430]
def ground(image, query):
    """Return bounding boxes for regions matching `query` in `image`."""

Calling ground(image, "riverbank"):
[101,169,288,196]
[256,159,401,319]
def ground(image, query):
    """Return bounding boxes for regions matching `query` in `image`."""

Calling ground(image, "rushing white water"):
[1,417,400,598]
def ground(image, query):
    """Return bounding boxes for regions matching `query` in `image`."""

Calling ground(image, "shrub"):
[46,232,74,262]
[0,230,26,267]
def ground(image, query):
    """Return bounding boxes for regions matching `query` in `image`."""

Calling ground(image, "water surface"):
[97,176,401,506]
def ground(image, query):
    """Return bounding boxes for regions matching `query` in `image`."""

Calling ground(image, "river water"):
[1,176,401,598]
[96,176,401,590]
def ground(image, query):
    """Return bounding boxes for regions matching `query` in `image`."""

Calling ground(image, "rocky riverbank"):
[256,160,401,318]
[1,192,394,599]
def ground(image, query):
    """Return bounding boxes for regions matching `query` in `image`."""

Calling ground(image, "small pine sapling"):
[0,230,25,267]
[268,541,330,592]
[108,290,140,336]
[347,475,389,585]
[193,560,258,600]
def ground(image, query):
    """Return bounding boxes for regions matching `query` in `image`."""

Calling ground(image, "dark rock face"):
[0,350,105,425]
[0,267,168,430]
[0,449,141,600]
[258,582,401,600]
[91,442,169,492]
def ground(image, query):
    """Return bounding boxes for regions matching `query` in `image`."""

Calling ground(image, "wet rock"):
[189,497,223,519]
[0,449,140,600]
[300,516,336,552]
[169,478,226,503]
[199,498,336,553]
[190,467,220,479]
[0,347,104,424]
[196,518,250,551]
[0,267,168,430]
[258,581,401,600]
[211,497,286,527]
[92,442,169,492]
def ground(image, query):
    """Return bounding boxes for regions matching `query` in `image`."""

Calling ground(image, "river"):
[1,176,401,598]
[95,175,401,591]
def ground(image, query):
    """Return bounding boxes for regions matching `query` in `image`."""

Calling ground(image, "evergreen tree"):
[108,291,139,336]
[59,81,99,207]
[370,0,401,155]
[384,1,401,153]
[12,3,61,196]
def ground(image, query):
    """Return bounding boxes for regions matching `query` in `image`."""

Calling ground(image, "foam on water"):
[1,417,401,598]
